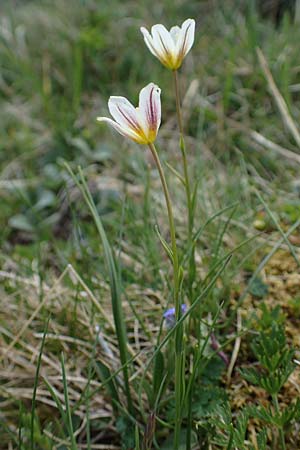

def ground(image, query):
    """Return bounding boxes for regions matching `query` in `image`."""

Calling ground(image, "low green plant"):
[203,402,268,450]
[204,307,299,450]
[241,316,298,449]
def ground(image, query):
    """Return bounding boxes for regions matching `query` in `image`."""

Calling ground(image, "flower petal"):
[151,24,176,68]
[108,96,141,134]
[175,19,195,63]
[138,82,161,142]
[97,117,143,143]
[140,27,161,60]
[170,25,181,44]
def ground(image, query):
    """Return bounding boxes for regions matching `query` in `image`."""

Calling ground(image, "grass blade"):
[30,316,50,450]
[64,163,133,413]
[61,352,78,450]
[255,189,300,267]
[43,377,66,423]
[257,47,300,148]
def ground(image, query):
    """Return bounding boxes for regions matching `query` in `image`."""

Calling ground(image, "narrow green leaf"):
[165,161,186,186]
[64,162,133,413]
[31,316,50,450]
[95,360,120,412]
[43,377,66,423]
[61,352,78,450]
[154,225,173,261]
[255,189,300,267]
[152,348,165,406]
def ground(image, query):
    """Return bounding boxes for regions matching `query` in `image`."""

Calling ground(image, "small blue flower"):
[163,304,187,328]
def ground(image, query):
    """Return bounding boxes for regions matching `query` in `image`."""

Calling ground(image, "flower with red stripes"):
[97,83,161,144]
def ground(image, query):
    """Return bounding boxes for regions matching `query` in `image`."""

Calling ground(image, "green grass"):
[1,0,300,449]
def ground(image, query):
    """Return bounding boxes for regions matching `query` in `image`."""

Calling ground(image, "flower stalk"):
[173,69,195,299]
[148,142,183,450]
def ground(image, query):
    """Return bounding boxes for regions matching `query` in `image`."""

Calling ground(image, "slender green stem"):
[173,70,183,132]
[173,70,192,224]
[148,143,179,278]
[272,394,286,450]
[173,67,194,450]
[173,70,195,299]
[148,142,182,450]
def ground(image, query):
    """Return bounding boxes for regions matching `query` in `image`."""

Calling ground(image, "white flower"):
[140,19,195,70]
[97,83,161,144]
